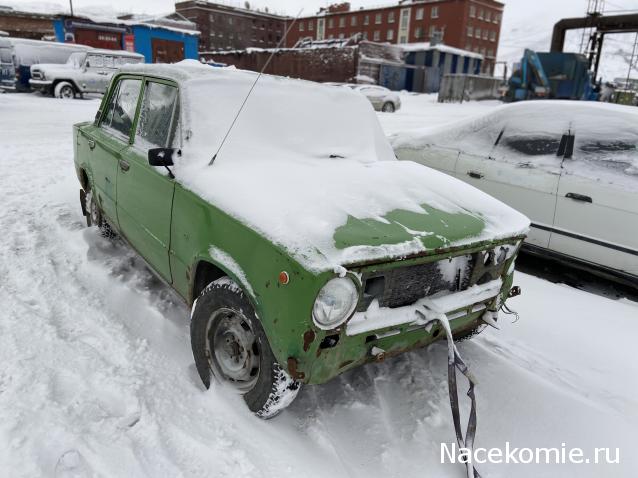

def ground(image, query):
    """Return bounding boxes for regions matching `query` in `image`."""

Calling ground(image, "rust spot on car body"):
[287,357,305,380]
[303,330,315,352]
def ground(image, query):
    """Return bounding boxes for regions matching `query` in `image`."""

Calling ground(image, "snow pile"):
[1,92,637,478]
[122,63,529,272]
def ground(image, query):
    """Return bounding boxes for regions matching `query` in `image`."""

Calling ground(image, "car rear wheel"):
[190,277,300,419]
[54,81,75,99]
[81,188,116,238]
[382,102,396,113]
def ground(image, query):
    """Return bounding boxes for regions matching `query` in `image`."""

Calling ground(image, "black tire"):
[54,81,75,99]
[190,277,300,419]
[82,187,116,238]
[382,102,396,113]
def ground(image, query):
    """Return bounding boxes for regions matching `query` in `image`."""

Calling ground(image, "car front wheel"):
[190,277,300,419]
[54,81,75,99]
[382,101,396,113]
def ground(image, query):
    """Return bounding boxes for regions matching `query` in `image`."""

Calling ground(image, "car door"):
[84,77,143,224]
[116,79,179,283]
[551,139,638,277]
[455,133,563,249]
[98,55,116,92]
[83,54,107,93]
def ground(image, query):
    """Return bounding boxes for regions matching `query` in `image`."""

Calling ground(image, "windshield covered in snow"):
[177,66,395,166]
[66,52,86,68]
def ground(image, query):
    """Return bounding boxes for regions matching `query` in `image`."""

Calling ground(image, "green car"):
[73,62,529,418]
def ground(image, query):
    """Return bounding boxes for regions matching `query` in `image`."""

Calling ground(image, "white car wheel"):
[54,82,75,99]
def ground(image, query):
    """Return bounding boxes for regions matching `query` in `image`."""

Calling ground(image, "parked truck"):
[0,38,90,92]
[505,49,597,102]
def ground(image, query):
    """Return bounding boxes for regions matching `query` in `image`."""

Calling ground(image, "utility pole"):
[69,0,74,16]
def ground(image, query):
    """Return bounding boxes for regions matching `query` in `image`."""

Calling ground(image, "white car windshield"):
[66,52,86,68]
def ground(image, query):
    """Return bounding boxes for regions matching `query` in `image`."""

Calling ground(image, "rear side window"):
[102,78,142,139]
[135,81,179,149]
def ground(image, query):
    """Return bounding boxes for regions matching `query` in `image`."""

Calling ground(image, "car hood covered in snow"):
[123,61,530,272]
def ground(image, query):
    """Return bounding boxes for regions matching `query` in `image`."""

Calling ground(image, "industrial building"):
[176,1,286,52]
[52,13,200,63]
[180,0,503,74]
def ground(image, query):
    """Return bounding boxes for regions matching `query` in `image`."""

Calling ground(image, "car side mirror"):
[148,148,175,167]
[148,148,175,179]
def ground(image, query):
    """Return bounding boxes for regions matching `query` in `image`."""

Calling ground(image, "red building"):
[285,0,504,74]
[178,0,503,74]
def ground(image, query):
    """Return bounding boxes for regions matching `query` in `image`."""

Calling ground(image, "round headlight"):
[312,277,359,330]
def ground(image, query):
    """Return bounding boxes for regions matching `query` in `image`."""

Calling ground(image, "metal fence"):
[438,74,504,103]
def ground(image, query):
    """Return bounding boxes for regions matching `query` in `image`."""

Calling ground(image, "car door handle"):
[88,139,95,150]
[565,192,592,203]
[119,159,130,172]
[467,171,484,179]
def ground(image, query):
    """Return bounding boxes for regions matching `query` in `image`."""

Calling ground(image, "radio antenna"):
[209,8,304,166]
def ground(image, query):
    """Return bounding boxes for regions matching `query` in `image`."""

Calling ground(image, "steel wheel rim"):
[88,193,99,226]
[61,86,73,98]
[207,308,260,391]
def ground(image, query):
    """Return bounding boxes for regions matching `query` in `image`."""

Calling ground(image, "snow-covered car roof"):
[85,49,144,58]
[118,61,529,272]
[392,100,638,182]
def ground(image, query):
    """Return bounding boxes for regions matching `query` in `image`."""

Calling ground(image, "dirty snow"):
[1,92,637,477]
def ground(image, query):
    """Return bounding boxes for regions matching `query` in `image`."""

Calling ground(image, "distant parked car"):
[0,37,90,92]
[347,85,401,113]
[30,49,144,98]
[393,101,638,286]
[326,83,402,113]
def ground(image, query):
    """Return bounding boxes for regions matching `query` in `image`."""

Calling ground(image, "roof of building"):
[401,42,484,60]
[60,13,201,36]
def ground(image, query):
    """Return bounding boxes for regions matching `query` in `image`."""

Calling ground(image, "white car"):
[327,83,401,113]
[29,49,144,98]
[392,101,638,285]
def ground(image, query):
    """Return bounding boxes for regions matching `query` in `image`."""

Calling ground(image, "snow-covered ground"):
[1,92,637,477]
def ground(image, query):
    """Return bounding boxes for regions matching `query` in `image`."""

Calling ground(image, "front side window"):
[102,78,142,139]
[103,56,114,68]
[136,81,179,149]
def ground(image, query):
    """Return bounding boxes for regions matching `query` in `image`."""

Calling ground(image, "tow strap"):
[417,308,482,478]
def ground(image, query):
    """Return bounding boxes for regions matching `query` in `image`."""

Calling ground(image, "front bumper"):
[29,79,53,86]
[0,82,16,91]
[293,272,514,385]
